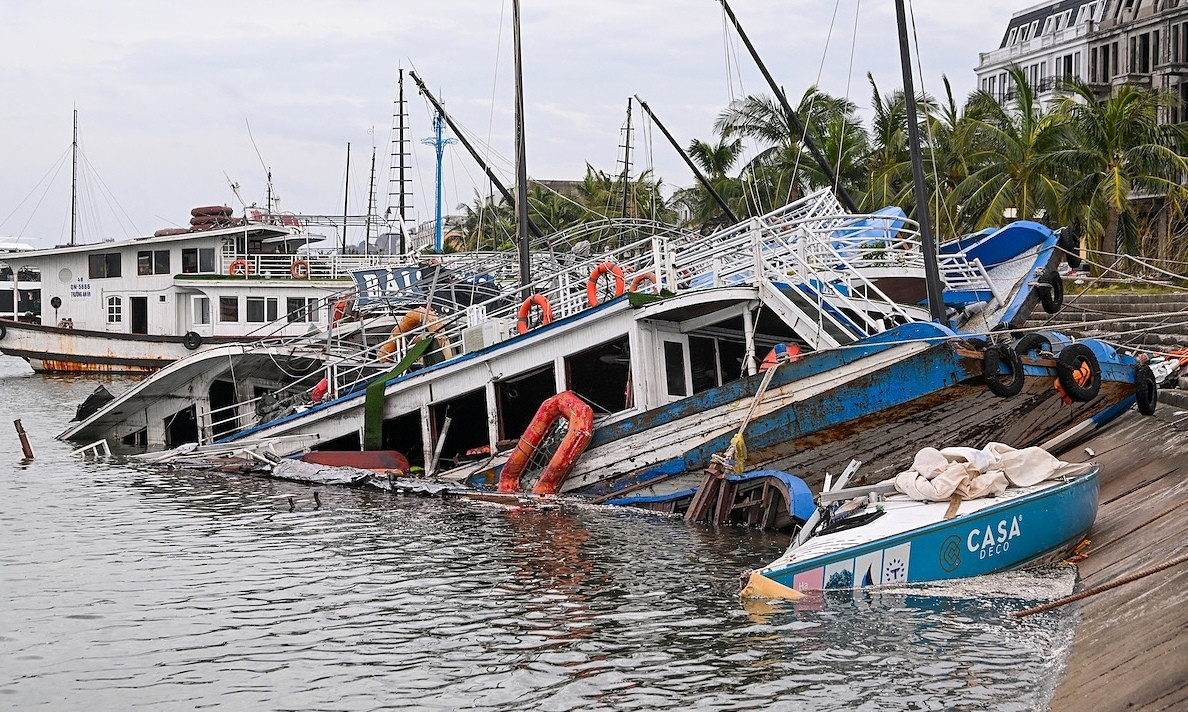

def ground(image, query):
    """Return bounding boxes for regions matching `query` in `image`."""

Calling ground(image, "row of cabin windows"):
[88,247,218,280]
[193,296,321,325]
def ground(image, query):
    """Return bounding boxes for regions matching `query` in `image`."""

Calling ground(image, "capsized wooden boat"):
[740,446,1099,600]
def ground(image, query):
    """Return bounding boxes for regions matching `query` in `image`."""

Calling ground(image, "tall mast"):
[70,108,78,246]
[408,71,544,239]
[717,0,859,214]
[342,143,350,252]
[620,98,632,219]
[366,145,377,253]
[636,95,740,225]
[513,0,531,294]
[397,69,409,253]
[894,0,945,322]
[421,110,455,254]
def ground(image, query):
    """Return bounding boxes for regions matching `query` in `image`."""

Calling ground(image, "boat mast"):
[717,0,860,214]
[894,0,946,322]
[620,98,632,219]
[407,71,544,239]
[513,0,531,294]
[396,69,410,254]
[366,145,377,253]
[636,95,740,225]
[70,108,78,246]
[342,143,350,252]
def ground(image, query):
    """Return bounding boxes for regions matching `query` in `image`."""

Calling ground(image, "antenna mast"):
[620,98,633,219]
[387,68,413,254]
[70,109,78,246]
[342,143,350,252]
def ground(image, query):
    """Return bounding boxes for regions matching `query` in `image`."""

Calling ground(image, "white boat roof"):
[0,223,296,259]
[0,239,38,252]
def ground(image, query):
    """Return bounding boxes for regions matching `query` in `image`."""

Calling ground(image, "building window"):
[88,253,122,279]
[194,296,211,325]
[107,296,122,323]
[1008,27,1019,45]
[220,296,238,322]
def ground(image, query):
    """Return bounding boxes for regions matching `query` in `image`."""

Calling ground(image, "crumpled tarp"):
[888,442,1095,502]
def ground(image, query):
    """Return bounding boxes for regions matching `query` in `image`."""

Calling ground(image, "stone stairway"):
[1023,291,1188,349]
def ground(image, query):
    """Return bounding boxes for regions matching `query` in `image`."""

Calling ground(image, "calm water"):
[0,357,1079,711]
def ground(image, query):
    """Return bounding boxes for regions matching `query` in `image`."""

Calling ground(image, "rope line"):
[1013,551,1188,617]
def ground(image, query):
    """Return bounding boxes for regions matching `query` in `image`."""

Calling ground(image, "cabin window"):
[88,253,121,279]
[181,247,216,274]
[137,249,171,276]
[193,296,211,325]
[106,296,122,323]
[565,336,632,414]
[497,364,557,441]
[688,334,747,394]
[430,389,490,473]
[219,296,238,322]
[663,341,688,397]
[246,297,266,323]
[286,297,321,323]
[266,298,278,322]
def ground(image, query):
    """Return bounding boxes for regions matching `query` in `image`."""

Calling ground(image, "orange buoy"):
[516,294,554,334]
[290,259,310,279]
[586,261,626,306]
[331,298,355,325]
[378,307,453,363]
[628,271,658,294]
[497,390,594,495]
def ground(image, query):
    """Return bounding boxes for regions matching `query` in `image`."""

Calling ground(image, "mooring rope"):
[1013,551,1188,618]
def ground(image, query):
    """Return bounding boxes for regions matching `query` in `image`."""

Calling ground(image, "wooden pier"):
[1048,390,1188,712]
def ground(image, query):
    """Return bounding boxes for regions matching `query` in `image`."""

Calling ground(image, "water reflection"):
[0,357,1077,710]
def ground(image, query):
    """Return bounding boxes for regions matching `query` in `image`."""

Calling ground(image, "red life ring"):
[586,261,626,306]
[497,390,594,494]
[290,259,310,279]
[628,271,658,294]
[228,258,253,276]
[516,294,553,334]
[310,377,329,403]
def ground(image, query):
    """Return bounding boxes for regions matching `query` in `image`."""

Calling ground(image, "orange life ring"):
[228,258,253,276]
[516,294,554,334]
[498,390,594,494]
[331,298,355,324]
[586,261,626,306]
[378,307,454,363]
[290,259,310,279]
[628,271,658,294]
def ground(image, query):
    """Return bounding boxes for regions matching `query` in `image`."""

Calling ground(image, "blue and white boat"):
[739,446,1099,599]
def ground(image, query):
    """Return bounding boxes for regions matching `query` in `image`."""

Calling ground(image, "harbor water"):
[0,357,1080,711]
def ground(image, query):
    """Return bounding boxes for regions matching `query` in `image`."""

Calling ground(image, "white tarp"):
[889,442,1095,502]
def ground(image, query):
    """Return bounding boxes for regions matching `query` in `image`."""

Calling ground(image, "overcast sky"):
[0,0,1022,248]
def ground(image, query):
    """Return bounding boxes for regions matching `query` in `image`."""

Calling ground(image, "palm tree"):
[685,136,745,227]
[863,74,911,213]
[952,65,1072,230]
[1054,81,1188,267]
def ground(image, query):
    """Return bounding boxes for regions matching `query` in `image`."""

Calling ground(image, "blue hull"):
[760,469,1100,592]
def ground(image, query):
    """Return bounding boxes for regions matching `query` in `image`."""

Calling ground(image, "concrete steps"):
[1024,292,1188,348]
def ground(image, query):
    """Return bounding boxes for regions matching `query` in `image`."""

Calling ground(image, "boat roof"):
[0,222,297,259]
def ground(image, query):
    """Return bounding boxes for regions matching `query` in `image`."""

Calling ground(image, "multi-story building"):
[975,1,1107,108]
[1087,0,1188,123]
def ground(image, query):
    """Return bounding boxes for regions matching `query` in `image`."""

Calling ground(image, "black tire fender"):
[1135,364,1158,416]
[983,345,1025,398]
[1038,269,1064,314]
[182,331,203,351]
[1056,343,1101,402]
[1058,227,1082,269]
[0,322,6,341]
[1015,333,1052,357]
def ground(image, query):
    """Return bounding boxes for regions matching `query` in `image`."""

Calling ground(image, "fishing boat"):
[738,444,1099,600]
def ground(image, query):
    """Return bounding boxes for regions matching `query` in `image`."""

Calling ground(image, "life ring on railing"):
[182,331,202,350]
[516,294,553,334]
[497,390,594,495]
[331,298,354,325]
[586,261,626,306]
[983,345,1025,398]
[1054,343,1100,403]
[228,258,253,276]
[377,307,454,364]
[310,377,329,404]
[290,259,310,279]
[628,271,658,294]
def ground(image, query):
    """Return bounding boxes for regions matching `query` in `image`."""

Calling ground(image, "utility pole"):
[421,110,455,254]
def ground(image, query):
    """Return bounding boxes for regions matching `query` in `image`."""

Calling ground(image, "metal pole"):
[14,419,34,460]
[513,0,532,296]
[895,0,946,322]
[717,0,860,214]
[636,95,740,224]
[71,109,78,245]
[342,143,350,253]
[621,98,632,219]
[398,69,408,254]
